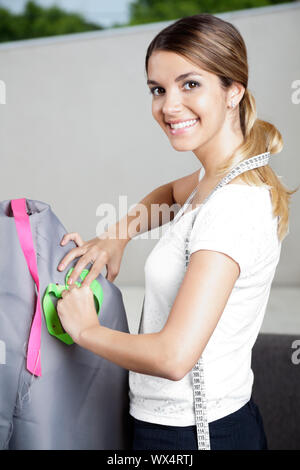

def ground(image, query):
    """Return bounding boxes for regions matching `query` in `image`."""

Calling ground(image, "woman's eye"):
[183,80,200,90]
[149,87,163,96]
[149,81,200,96]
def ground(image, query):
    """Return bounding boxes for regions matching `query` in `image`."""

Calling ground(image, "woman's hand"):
[57,283,100,345]
[57,229,128,287]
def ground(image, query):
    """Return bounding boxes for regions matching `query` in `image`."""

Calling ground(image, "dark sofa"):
[251,333,300,450]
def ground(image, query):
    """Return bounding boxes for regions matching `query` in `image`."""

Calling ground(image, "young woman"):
[55,14,298,450]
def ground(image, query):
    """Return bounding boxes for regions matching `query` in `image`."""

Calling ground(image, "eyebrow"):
[147,71,203,86]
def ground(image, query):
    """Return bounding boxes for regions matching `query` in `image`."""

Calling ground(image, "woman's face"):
[147,50,239,153]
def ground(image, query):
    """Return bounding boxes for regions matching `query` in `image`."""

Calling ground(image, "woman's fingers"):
[58,246,85,272]
[61,232,84,248]
[66,250,108,286]
[61,284,77,298]
[58,232,85,272]
[57,233,124,287]
[80,261,105,288]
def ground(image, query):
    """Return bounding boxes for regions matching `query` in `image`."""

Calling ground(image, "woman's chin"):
[170,139,200,152]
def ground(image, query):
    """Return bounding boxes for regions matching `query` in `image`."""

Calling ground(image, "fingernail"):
[68,278,73,285]
[58,264,64,270]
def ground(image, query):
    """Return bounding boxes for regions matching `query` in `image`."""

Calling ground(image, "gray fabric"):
[0,198,132,450]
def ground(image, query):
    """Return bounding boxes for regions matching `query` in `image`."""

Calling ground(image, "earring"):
[230,100,235,108]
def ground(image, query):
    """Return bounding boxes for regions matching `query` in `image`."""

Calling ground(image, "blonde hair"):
[145,13,299,242]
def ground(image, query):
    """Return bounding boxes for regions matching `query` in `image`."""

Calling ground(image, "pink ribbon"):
[11,198,42,377]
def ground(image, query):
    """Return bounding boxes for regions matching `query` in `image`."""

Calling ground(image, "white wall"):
[0,2,299,288]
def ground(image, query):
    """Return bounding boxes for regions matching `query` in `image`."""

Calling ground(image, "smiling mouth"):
[167,118,199,135]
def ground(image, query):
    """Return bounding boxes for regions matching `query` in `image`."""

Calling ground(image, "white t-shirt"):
[129,165,282,425]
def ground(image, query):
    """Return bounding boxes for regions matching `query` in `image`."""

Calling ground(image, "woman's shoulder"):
[210,181,271,200]
[198,183,273,222]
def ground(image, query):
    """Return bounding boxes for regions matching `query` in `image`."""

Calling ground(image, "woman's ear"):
[228,82,245,108]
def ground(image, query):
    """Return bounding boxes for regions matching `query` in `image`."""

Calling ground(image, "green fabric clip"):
[42,267,104,345]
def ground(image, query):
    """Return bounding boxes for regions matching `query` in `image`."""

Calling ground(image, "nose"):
[161,89,182,115]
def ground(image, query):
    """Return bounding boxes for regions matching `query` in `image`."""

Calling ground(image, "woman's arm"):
[58,170,199,287]
[57,283,175,380]
[69,248,239,382]
[79,325,173,380]
[113,180,177,244]
[112,170,199,244]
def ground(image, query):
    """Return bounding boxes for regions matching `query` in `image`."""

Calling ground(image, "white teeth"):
[170,119,198,129]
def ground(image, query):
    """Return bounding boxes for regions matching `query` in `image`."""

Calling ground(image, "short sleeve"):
[188,187,266,277]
